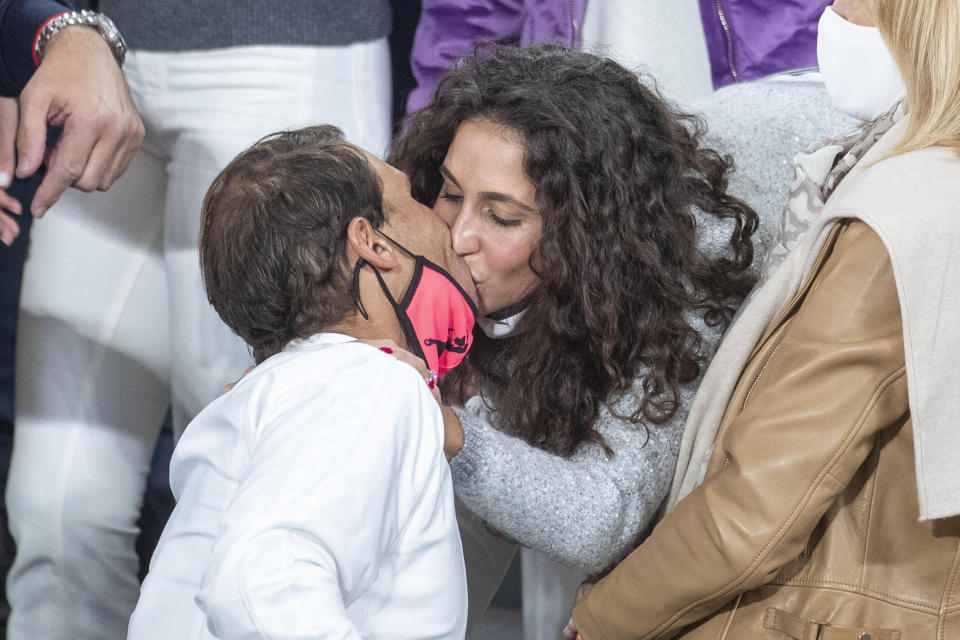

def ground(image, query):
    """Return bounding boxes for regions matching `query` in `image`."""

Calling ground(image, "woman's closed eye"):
[439,189,462,203]
[438,180,524,228]
[489,210,522,227]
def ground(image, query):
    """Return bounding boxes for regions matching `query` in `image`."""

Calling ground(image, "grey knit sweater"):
[98,1,391,51]
[449,75,857,574]
[451,210,737,575]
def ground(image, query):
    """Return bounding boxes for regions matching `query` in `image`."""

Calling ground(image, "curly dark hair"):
[389,43,758,457]
[200,125,384,364]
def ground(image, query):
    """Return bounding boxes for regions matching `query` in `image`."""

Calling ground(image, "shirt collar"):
[283,332,355,352]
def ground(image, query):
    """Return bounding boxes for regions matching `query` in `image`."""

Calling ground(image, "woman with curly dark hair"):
[387,42,762,631]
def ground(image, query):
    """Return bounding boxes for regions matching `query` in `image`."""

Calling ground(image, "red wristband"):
[31,11,70,67]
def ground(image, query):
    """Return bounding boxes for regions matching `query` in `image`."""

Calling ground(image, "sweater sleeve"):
[0,0,72,96]
[450,379,694,574]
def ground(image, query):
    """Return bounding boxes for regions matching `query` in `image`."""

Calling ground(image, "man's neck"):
[327,313,409,350]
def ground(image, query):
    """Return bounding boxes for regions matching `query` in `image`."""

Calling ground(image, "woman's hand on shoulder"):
[357,338,439,397]
[357,339,464,460]
[222,365,256,394]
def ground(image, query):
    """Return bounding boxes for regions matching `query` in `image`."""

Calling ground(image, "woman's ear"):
[345,217,401,270]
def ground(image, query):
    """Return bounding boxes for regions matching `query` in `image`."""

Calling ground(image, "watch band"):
[34,10,127,67]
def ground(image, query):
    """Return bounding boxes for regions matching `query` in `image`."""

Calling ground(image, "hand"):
[562,582,595,640]
[439,405,464,461]
[358,338,438,396]
[358,339,465,460]
[222,365,256,394]
[15,25,144,217]
[0,98,24,245]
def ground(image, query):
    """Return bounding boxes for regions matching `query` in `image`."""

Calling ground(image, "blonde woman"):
[570,0,960,638]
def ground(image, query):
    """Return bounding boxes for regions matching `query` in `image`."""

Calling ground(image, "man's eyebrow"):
[440,165,536,212]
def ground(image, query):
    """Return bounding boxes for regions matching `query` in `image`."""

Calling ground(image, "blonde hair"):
[871,0,960,154]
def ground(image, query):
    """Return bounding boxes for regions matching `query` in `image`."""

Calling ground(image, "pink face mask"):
[351,231,478,376]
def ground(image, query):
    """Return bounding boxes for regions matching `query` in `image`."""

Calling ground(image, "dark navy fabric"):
[0,168,41,427]
[0,0,73,96]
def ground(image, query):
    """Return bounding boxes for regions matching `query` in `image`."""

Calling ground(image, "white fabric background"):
[8,41,391,640]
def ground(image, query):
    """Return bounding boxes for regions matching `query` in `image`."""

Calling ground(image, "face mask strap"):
[374,228,417,259]
[350,253,414,325]
[350,258,370,320]
[485,294,533,321]
[349,228,407,320]
[351,227,477,372]
[370,228,472,315]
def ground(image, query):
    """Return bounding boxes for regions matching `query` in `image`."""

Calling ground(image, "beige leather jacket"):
[573,220,960,639]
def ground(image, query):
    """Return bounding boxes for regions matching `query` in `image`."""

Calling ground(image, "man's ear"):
[345,217,401,271]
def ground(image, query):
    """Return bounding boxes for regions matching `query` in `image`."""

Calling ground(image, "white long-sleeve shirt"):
[127,333,467,640]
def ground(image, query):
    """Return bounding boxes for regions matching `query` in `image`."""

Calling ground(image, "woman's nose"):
[450,206,480,256]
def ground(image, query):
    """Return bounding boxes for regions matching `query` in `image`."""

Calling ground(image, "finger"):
[31,124,99,216]
[356,339,434,382]
[222,365,256,394]
[0,189,22,216]
[82,110,144,192]
[100,135,138,191]
[0,98,20,187]
[74,136,116,192]
[357,338,403,352]
[14,88,50,180]
[394,350,429,377]
[101,114,144,190]
[0,211,20,246]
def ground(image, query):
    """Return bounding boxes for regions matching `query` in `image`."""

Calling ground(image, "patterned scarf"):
[759,103,904,282]
[668,104,907,510]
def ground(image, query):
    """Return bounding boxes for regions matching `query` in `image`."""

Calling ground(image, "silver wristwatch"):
[34,10,127,67]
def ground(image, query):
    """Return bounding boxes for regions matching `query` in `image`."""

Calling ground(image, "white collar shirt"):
[127,333,467,640]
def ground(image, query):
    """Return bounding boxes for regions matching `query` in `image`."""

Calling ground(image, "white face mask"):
[817,5,906,121]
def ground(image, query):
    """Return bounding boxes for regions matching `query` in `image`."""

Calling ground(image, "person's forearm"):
[442,404,464,460]
[451,397,680,573]
[0,0,72,96]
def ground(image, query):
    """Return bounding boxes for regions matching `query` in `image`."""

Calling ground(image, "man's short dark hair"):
[199,125,384,363]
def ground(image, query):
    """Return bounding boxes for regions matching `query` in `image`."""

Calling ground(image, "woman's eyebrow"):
[439,165,461,188]
[440,165,536,212]
[483,192,536,212]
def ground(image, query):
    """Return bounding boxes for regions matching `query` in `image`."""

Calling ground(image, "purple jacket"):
[407,0,587,113]
[699,0,830,88]
[407,0,830,113]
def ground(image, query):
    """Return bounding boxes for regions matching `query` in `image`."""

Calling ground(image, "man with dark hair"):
[127,125,476,640]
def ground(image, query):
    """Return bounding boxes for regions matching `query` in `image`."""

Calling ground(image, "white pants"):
[7,42,390,640]
[581,0,712,105]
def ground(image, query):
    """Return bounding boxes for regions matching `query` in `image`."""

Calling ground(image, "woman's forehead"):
[445,120,535,201]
